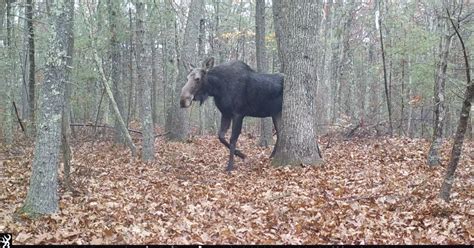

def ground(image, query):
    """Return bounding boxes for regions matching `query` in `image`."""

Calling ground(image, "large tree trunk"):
[272,0,323,166]
[21,0,72,216]
[428,19,452,167]
[166,0,203,141]
[135,0,155,161]
[255,0,272,147]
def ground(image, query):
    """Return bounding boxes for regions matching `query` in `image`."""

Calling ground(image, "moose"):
[180,57,283,172]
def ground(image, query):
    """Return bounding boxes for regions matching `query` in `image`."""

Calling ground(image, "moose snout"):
[180,94,193,108]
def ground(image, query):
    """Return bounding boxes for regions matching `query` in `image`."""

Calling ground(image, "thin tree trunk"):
[3,0,13,144]
[85,6,137,156]
[61,0,75,191]
[108,0,125,144]
[407,55,414,137]
[126,7,134,127]
[377,0,393,136]
[26,0,36,136]
[439,9,473,201]
[428,19,452,167]
[151,38,158,126]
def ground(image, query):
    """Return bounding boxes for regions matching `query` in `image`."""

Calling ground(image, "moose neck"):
[205,73,221,98]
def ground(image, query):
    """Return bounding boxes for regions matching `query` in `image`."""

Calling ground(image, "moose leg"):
[218,116,246,159]
[227,115,244,172]
[270,112,282,158]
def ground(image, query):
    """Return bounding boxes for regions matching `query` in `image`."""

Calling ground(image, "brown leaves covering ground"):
[1,134,473,245]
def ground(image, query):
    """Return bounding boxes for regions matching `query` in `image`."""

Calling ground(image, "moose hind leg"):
[218,116,246,159]
[270,112,282,158]
[227,115,244,172]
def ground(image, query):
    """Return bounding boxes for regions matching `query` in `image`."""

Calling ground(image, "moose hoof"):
[225,164,234,173]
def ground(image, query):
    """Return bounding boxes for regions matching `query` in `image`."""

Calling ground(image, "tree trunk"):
[3,0,13,144]
[439,9,472,201]
[126,7,134,127]
[166,0,203,141]
[21,0,72,216]
[26,0,36,136]
[0,0,6,33]
[272,0,323,166]
[61,0,75,191]
[255,0,272,147]
[428,19,452,167]
[84,4,137,156]
[107,0,126,144]
[135,0,155,161]
[151,38,158,126]
[377,0,393,136]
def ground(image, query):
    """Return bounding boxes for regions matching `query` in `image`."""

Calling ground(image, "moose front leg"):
[227,115,244,172]
[218,116,246,159]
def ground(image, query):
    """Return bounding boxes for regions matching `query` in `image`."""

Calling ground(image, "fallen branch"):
[69,123,168,138]
[70,123,141,134]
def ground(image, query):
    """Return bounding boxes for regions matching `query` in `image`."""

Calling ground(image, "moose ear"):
[202,57,215,70]
[183,61,194,72]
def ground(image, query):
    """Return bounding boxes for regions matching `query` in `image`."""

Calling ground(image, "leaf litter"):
[0,134,472,244]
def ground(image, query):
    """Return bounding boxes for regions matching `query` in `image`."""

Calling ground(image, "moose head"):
[180,57,215,108]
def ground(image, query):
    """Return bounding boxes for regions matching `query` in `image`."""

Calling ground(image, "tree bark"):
[135,0,155,161]
[377,0,393,136]
[61,0,74,191]
[3,0,13,144]
[439,9,472,201]
[126,7,134,127]
[166,0,203,141]
[151,37,158,126]
[255,0,272,147]
[272,0,323,166]
[26,0,36,136]
[21,0,72,216]
[107,0,126,144]
[84,5,137,156]
[428,18,452,167]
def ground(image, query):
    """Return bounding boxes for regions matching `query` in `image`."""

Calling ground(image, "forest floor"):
[0,132,473,245]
